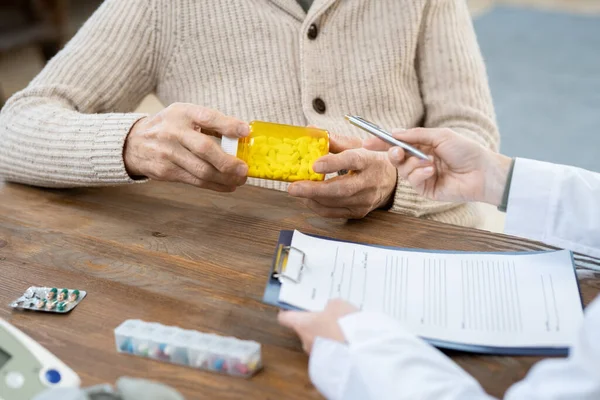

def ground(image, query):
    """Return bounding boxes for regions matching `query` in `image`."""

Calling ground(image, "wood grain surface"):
[0,181,598,399]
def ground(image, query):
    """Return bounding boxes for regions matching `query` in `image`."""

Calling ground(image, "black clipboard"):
[262,230,303,311]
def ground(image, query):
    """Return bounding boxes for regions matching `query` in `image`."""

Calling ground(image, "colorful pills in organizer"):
[114,320,262,378]
[221,121,330,182]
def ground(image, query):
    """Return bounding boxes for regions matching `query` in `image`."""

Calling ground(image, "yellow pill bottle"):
[221,121,330,182]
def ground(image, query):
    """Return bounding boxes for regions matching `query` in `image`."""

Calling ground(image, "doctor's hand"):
[287,134,397,219]
[278,299,359,354]
[363,128,512,206]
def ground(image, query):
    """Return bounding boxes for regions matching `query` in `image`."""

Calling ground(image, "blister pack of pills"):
[10,286,86,313]
[114,320,262,378]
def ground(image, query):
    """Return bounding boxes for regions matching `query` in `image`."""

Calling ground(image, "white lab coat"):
[309,158,600,400]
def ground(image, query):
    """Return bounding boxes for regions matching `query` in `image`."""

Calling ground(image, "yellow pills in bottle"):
[221,121,330,182]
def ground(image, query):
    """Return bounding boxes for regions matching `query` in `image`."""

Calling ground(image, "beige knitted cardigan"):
[0,0,499,226]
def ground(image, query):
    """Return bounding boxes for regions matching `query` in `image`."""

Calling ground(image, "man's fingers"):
[289,175,368,201]
[288,181,319,198]
[329,132,363,153]
[178,129,248,176]
[290,180,374,218]
[169,143,247,187]
[306,191,371,208]
[288,175,362,200]
[311,193,372,208]
[362,137,393,152]
[312,149,370,175]
[171,168,237,192]
[173,103,249,138]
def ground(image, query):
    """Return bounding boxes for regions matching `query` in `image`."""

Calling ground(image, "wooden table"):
[0,181,599,399]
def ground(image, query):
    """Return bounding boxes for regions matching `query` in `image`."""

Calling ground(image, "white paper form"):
[279,231,584,348]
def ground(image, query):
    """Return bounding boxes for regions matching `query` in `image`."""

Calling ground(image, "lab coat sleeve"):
[309,299,600,400]
[309,312,494,400]
[505,295,600,400]
[504,158,600,258]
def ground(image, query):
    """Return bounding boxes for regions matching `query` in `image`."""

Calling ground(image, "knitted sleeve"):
[0,0,159,187]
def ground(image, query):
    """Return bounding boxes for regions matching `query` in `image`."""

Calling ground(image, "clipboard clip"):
[272,245,307,283]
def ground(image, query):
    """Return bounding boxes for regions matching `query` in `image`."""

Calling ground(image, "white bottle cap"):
[221,137,239,156]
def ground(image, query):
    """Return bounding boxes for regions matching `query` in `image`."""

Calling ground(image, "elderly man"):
[0,0,498,225]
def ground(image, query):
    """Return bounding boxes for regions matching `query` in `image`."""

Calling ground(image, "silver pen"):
[345,115,429,161]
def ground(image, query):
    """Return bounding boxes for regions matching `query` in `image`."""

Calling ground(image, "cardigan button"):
[312,98,326,114]
[307,24,319,40]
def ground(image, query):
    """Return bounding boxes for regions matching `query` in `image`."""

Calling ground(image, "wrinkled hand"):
[288,134,397,219]
[363,128,512,206]
[278,299,359,354]
[124,103,249,192]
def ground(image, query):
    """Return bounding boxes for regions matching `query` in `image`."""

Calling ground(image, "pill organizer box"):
[114,320,262,378]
